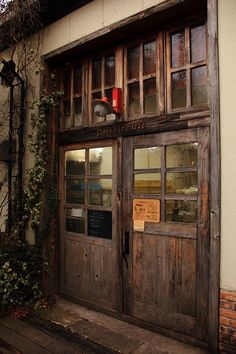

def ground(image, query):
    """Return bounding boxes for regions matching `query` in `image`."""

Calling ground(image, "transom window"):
[56,21,208,131]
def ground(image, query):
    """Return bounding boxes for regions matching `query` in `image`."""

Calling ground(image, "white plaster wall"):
[42,0,165,55]
[218,0,236,291]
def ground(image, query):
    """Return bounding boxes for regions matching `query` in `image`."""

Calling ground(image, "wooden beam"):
[207,0,220,353]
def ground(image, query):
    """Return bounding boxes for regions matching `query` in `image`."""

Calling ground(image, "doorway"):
[59,127,210,341]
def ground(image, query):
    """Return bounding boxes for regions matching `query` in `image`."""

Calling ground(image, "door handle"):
[123,231,129,269]
[123,231,129,255]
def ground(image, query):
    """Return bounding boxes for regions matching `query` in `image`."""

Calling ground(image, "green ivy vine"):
[0,81,62,315]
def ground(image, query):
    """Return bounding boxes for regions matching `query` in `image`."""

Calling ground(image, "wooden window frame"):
[166,20,208,114]
[124,33,164,120]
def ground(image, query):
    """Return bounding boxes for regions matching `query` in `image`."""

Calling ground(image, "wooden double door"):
[60,127,210,342]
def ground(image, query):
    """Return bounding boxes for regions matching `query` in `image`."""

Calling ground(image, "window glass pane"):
[92,91,104,123]
[89,179,112,207]
[144,78,157,114]
[191,24,206,63]
[74,97,82,126]
[65,150,85,175]
[171,31,185,68]
[134,147,161,169]
[166,200,197,223]
[74,65,82,94]
[64,66,71,97]
[166,172,198,195]
[92,59,102,89]
[63,100,71,128]
[89,147,112,175]
[171,71,186,109]
[66,179,85,204]
[128,83,140,116]
[105,55,115,86]
[134,173,161,194]
[166,143,198,168]
[191,66,208,106]
[127,46,139,79]
[143,41,156,75]
[65,208,85,234]
[105,88,116,121]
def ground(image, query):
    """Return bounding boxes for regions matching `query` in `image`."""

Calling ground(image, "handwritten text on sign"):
[133,199,160,223]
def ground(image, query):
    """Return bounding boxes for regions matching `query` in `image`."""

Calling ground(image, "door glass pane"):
[105,55,115,86]
[66,150,85,175]
[166,143,198,168]
[89,179,112,206]
[92,59,102,89]
[171,31,185,68]
[127,46,139,79]
[74,97,82,126]
[143,41,156,75]
[89,147,112,175]
[166,172,198,195]
[166,200,197,223]
[134,173,161,194]
[171,71,186,109]
[74,65,82,95]
[65,208,85,234]
[66,179,85,204]
[144,78,157,114]
[134,147,161,169]
[128,83,140,116]
[191,24,206,63]
[191,66,208,106]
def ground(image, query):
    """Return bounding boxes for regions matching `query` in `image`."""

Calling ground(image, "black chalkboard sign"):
[88,209,112,239]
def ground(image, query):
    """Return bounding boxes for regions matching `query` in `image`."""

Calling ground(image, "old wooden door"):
[60,140,120,311]
[122,127,209,341]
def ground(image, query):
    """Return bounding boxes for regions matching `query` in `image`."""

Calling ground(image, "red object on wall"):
[112,88,122,114]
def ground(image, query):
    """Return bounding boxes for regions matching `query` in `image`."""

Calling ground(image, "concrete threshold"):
[29,298,210,354]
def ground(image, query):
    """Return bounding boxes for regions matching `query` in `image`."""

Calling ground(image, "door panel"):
[123,128,209,341]
[60,140,119,311]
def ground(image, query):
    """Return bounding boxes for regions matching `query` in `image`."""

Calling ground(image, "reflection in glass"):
[74,65,82,94]
[66,179,85,204]
[63,100,71,128]
[134,173,161,194]
[166,172,198,195]
[143,41,156,75]
[134,147,161,169]
[191,66,208,106]
[191,24,206,63]
[128,83,140,116]
[144,78,157,114]
[171,31,185,68]
[166,200,197,223]
[92,91,104,123]
[92,59,102,89]
[166,143,198,168]
[105,55,115,86]
[89,179,112,206]
[66,150,85,175]
[65,208,85,233]
[89,147,112,175]
[171,71,186,109]
[127,46,139,79]
[74,97,82,126]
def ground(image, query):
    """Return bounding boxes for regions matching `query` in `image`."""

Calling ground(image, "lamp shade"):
[92,97,113,117]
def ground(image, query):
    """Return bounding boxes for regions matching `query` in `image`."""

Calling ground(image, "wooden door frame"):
[207,1,220,353]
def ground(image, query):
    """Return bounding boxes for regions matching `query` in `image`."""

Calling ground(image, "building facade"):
[0,1,236,353]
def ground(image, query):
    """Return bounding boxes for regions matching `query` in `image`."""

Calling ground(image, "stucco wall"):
[42,0,165,55]
[218,0,236,291]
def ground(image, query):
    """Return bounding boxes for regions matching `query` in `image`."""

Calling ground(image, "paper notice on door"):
[71,208,83,218]
[133,199,160,223]
[133,220,145,232]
